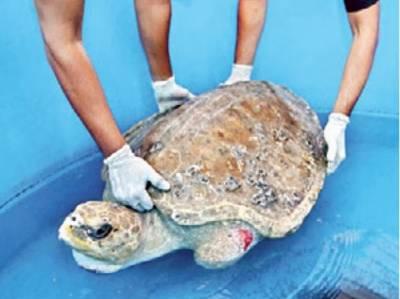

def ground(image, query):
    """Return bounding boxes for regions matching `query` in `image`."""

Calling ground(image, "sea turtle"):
[59,81,327,273]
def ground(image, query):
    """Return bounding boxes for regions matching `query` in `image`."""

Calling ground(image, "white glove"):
[222,64,253,86]
[103,144,170,211]
[323,113,350,175]
[153,76,194,113]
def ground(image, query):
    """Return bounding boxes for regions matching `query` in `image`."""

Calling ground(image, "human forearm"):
[333,3,379,115]
[223,0,267,85]
[235,0,267,65]
[35,0,126,157]
[333,32,378,114]
[45,41,125,156]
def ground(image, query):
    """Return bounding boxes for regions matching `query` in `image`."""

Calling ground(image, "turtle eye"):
[87,223,113,240]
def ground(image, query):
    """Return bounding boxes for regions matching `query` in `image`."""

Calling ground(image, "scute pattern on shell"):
[105,81,326,237]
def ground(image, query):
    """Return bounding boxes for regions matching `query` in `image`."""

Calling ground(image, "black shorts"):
[344,0,379,12]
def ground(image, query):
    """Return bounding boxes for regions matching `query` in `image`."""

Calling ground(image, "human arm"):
[325,1,379,174]
[35,0,169,209]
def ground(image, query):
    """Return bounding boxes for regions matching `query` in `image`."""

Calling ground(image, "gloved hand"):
[323,112,350,174]
[222,64,253,86]
[153,76,194,113]
[103,144,170,211]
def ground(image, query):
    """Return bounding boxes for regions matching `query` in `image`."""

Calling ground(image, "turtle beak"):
[58,217,91,252]
[58,221,74,247]
[58,217,78,244]
[59,211,78,241]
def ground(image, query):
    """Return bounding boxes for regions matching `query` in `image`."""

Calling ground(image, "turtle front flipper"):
[194,226,259,269]
[72,250,125,274]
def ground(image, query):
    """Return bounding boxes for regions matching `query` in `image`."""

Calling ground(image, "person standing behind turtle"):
[34,0,171,212]
[135,0,380,174]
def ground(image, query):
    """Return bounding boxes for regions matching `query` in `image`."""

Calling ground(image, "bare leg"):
[224,0,267,85]
[134,0,173,81]
[134,0,193,112]
[235,0,267,65]
[35,0,125,157]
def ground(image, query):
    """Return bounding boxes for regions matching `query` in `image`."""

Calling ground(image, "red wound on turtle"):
[239,229,253,251]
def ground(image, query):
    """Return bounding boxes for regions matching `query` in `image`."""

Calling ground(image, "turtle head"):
[59,201,143,264]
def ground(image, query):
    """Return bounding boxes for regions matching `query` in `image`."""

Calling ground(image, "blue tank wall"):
[0,0,398,205]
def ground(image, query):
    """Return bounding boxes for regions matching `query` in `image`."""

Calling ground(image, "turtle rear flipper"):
[194,226,258,269]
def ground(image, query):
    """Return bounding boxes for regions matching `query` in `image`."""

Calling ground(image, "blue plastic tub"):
[0,113,397,299]
[0,0,398,298]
